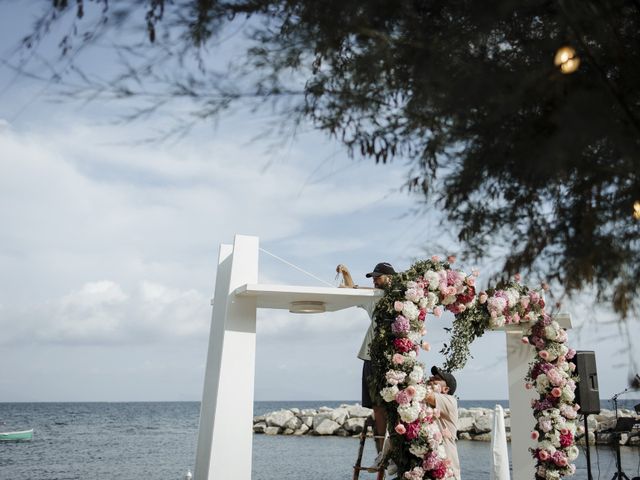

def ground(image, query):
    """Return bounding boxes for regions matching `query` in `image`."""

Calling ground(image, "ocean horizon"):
[1,400,639,479]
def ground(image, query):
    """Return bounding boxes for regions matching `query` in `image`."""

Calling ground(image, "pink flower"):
[531,431,539,440]
[418,308,427,321]
[479,292,488,304]
[521,336,530,344]
[395,390,411,405]
[391,315,411,335]
[466,276,476,287]
[512,313,520,323]
[421,327,427,336]
[393,337,416,353]
[514,273,521,282]
[525,382,533,390]
[431,255,440,262]
[538,450,550,461]
[559,431,573,447]
[421,341,431,351]
[395,423,406,435]
[447,255,456,264]
[566,348,576,360]
[433,306,443,317]
[529,291,540,304]
[392,353,405,365]
[405,420,421,440]
[520,296,530,309]
[539,350,550,360]
[394,301,404,312]
[431,462,448,479]
[551,387,562,398]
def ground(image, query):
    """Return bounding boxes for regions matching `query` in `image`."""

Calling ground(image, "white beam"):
[195,235,259,480]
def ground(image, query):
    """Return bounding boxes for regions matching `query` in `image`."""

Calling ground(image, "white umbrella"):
[490,404,511,480]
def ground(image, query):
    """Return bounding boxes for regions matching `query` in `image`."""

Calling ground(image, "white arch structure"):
[193,234,572,480]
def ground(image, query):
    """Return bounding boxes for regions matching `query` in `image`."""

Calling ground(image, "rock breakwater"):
[253,404,639,446]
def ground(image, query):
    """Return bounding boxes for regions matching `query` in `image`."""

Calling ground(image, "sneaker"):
[387,460,398,476]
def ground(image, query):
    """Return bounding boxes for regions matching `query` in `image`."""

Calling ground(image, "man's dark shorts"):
[362,360,373,408]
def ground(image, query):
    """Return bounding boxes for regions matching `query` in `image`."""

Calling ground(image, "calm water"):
[0,401,639,480]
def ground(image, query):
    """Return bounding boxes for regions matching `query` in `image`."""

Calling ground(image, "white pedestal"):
[495,314,572,480]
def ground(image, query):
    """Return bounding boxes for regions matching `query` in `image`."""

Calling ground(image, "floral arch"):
[368,258,580,480]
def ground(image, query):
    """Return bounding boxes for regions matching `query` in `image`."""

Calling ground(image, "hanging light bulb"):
[554,46,580,74]
[633,201,640,220]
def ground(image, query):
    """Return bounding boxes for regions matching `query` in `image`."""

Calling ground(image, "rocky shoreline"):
[253,404,639,446]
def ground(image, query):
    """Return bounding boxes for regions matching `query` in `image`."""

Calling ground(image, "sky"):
[0,1,638,405]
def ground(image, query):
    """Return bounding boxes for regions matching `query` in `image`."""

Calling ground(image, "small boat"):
[0,429,33,441]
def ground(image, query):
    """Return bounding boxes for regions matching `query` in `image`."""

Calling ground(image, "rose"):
[538,450,550,461]
[393,337,416,353]
[405,420,421,440]
[391,315,411,335]
[433,306,443,317]
[421,341,431,351]
[392,353,405,365]
[394,301,404,312]
[531,430,540,440]
[539,350,550,360]
[551,387,562,398]
[479,291,488,304]
[395,423,406,435]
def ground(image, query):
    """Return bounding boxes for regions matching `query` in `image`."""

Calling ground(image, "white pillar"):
[505,330,537,479]
[500,314,571,480]
[195,235,259,480]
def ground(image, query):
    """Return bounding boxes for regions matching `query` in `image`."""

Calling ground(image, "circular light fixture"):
[554,46,580,74]
[289,301,326,314]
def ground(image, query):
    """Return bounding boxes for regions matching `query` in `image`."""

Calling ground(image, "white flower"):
[385,370,407,386]
[536,374,550,391]
[487,296,507,314]
[405,287,424,303]
[567,445,579,461]
[561,386,575,402]
[402,302,420,321]
[412,384,427,402]
[505,288,520,308]
[381,386,399,402]
[406,281,418,289]
[398,401,421,423]
[544,324,559,340]
[409,443,429,457]
[408,365,424,385]
[424,271,440,290]
[441,294,457,305]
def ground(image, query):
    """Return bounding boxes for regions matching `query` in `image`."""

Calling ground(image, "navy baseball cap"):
[365,262,396,278]
[431,366,457,395]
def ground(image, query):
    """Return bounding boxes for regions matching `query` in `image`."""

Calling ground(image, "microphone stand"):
[610,390,631,480]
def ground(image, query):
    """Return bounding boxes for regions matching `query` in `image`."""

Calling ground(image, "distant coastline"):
[252,401,640,447]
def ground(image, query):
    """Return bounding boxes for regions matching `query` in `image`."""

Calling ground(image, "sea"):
[1,400,639,480]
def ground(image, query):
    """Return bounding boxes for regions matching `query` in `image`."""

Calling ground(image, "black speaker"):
[572,350,601,415]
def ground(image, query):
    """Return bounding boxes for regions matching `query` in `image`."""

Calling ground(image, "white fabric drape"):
[490,404,511,480]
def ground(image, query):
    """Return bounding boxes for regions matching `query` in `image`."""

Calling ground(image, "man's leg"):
[372,405,387,452]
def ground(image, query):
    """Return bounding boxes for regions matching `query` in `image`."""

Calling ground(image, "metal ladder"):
[352,416,386,480]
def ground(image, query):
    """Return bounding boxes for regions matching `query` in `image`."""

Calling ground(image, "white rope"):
[259,247,335,287]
